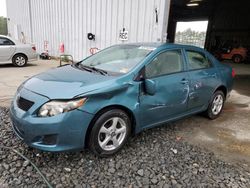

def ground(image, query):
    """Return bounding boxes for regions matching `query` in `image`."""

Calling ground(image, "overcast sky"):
[176,21,208,32]
[0,0,7,17]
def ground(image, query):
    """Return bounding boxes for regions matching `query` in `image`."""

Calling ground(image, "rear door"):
[139,49,190,128]
[0,37,16,61]
[184,49,219,110]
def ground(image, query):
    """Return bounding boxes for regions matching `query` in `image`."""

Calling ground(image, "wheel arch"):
[232,53,242,58]
[215,85,227,98]
[12,53,28,62]
[84,104,137,148]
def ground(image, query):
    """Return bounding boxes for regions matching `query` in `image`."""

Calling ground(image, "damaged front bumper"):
[10,88,94,152]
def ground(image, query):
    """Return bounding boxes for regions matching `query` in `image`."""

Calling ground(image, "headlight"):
[38,98,87,117]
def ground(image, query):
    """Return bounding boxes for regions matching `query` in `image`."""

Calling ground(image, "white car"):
[0,35,38,67]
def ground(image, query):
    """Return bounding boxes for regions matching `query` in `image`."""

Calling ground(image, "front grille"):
[17,97,34,111]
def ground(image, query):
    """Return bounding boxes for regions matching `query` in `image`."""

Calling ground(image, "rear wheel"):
[232,54,242,63]
[88,109,131,157]
[12,54,27,67]
[205,90,225,120]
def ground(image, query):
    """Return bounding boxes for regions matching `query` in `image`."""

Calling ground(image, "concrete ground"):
[175,61,250,167]
[0,60,59,107]
[0,59,250,168]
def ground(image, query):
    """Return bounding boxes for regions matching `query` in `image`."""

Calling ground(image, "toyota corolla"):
[10,43,234,156]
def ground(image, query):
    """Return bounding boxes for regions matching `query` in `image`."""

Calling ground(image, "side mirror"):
[144,79,156,95]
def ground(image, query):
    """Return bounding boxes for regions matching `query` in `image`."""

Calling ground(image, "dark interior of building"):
[167,0,250,61]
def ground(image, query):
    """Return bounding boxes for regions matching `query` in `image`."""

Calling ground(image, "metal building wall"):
[6,0,32,42]
[6,0,170,61]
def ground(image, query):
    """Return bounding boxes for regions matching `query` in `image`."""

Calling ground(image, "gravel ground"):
[1,107,250,188]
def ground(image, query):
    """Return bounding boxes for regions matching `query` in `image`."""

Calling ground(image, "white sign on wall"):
[119,30,128,41]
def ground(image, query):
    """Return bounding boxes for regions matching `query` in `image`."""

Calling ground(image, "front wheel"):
[205,91,225,120]
[88,109,131,157]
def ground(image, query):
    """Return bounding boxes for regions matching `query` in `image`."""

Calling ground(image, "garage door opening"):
[174,20,208,48]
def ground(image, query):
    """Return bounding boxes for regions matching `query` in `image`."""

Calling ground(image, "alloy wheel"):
[98,117,127,151]
[211,94,224,115]
[15,56,26,66]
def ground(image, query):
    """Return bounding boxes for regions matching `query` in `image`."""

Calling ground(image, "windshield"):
[80,45,155,74]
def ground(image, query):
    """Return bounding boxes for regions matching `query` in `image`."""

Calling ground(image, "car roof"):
[116,42,205,51]
[0,34,14,41]
[0,35,22,44]
[0,34,7,38]
[160,43,204,51]
[0,34,11,38]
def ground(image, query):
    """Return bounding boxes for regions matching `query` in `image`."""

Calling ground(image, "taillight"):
[32,46,36,51]
[232,69,236,78]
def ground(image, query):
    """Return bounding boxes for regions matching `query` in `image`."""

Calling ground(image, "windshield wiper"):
[87,66,108,75]
[74,63,108,75]
[74,63,93,72]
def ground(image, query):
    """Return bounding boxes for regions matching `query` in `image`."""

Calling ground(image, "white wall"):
[7,0,170,61]
[6,0,32,42]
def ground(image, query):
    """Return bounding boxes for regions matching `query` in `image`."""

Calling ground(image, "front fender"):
[79,81,141,131]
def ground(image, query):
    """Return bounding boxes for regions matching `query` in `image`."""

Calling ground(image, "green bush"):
[0,17,8,35]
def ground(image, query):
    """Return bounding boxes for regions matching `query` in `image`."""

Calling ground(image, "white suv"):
[0,35,38,67]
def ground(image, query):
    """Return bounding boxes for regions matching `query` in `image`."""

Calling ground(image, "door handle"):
[180,78,189,84]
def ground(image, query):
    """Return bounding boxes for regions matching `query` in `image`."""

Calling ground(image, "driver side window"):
[145,50,183,78]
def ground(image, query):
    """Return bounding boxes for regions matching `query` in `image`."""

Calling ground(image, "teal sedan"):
[10,43,234,156]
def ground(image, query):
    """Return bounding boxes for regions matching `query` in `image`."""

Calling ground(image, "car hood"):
[23,65,117,99]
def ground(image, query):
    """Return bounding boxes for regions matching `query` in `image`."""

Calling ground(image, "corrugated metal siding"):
[6,0,32,42]
[6,0,170,61]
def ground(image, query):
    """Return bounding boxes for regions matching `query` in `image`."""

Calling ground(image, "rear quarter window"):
[186,50,212,70]
[0,37,15,45]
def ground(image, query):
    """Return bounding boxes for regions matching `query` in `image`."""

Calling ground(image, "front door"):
[139,49,189,128]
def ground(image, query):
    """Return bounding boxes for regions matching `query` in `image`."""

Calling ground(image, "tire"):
[12,54,27,67]
[205,90,225,120]
[232,54,242,63]
[88,109,131,157]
